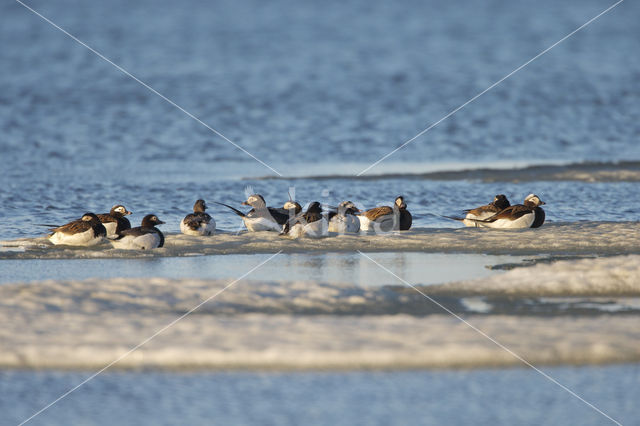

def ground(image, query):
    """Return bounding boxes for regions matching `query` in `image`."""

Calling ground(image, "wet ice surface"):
[1,255,639,370]
[3,221,640,260]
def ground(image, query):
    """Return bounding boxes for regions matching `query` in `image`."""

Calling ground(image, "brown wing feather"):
[97,213,117,223]
[464,204,498,216]
[364,206,393,221]
[52,220,92,234]
[484,205,533,222]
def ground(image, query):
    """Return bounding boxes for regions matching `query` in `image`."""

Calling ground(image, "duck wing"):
[364,206,393,221]
[472,205,533,223]
[97,213,117,224]
[463,204,498,216]
[183,212,212,229]
[51,220,91,234]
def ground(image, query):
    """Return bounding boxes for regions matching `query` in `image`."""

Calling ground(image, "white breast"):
[328,214,360,233]
[357,215,373,231]
[103,222,118,238]
[463,211,496,228]
[180,218,216,236]
[288,218,329,239]
[358,213,395,232]
[480,212,535,229]
[111,233,161,250]
[243,217,282,232]
[49,229,103,246]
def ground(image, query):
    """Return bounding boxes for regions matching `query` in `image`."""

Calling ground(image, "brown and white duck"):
[111,214,165,249]
[97,204,132,238]
[358,196,412,232]
[180,199,216,236]
[469,194,546,229]
[49,212,107,246]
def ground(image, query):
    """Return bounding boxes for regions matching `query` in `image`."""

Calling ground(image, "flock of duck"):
[46,192,546,249]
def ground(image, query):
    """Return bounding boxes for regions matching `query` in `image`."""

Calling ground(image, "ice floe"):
[267,161,640,182]
[424,255,640,297]
[1,272,639,370]
[1,221,639,259]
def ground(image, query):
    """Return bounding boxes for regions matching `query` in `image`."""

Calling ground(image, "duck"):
[328,201,361,233]
[97,204,132,238]
[283,200,302,216]
[461,194,510,227]
[216,194,293,232]
[282,201,328,238]
[111,214,165,249]
[180,199,216,236]
[358,196,412,232]
[468,194,546,229]
[49,212,107,246]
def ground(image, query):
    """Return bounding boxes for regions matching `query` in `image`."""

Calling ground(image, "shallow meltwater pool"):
[0,252,527,286]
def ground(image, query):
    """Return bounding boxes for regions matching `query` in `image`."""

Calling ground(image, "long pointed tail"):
[213,202,246,217]
[440,215,465,222]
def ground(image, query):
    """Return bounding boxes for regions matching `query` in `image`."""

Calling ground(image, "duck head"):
[283,200,302,214]
[141,214,165,227]
[306,201,322,214]
[242,194,266,208]
[81,213,102,224]
[394,196,407,210]
[110,205,132,217]
[492,194,510,210]
[194,199,207,213]
[523,194,545,207]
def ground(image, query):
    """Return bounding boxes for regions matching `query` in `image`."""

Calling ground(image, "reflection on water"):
[0,252,526,286]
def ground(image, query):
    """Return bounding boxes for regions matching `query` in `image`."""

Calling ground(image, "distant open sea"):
[1,0,639,238]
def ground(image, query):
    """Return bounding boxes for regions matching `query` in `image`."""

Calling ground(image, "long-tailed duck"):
[282,201,328,238]
[458,194,511,227]
[469,194,546,229]
[111,214,165,249]
[180,199,216,236]
[328,201,361,233]
[97,204,132,238]
[358,196,412,231]
[216,194,292,232]
[49,213,107,246]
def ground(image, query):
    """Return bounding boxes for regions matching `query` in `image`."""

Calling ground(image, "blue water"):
[1,0,640,240]
[0,252,524,285]
[3,365,639,426]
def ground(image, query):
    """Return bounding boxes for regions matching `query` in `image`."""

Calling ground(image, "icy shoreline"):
[2,221,639,259]
[1,257,640,370]
[2,312,638,371]
[257,160,640,182]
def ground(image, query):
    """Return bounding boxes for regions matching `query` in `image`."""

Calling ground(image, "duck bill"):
[125,211,132,215]
[241,201,250,206]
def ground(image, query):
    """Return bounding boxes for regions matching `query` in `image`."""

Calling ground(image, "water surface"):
[3,365,637,426]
